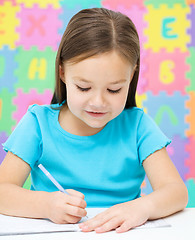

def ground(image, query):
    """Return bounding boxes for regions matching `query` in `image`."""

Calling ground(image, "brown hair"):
[51,7,140,108]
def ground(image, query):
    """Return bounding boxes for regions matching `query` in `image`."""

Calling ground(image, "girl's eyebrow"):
[73,77,127,84]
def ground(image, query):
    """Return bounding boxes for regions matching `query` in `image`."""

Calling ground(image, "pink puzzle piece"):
[16,4,62,50]
[12,88,53,126]
[102,0,145,9]
[144,49,190,95]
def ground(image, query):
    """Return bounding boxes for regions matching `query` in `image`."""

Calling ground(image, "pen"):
[38,164,69,194]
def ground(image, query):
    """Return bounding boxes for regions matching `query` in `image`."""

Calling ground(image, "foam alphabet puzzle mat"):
[0,0,195,207]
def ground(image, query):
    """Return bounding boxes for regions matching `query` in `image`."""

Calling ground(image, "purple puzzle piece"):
[0,132,8,165]
[167,135,189,181]
[188,5,195,47]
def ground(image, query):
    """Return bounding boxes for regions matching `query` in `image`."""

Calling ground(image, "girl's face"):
[60,50,135,135]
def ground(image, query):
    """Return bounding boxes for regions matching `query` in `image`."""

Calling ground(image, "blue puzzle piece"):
[143,91,189,139]
[0,46,18,93]
[141,176,153,196]
[59,5,83,36]
[59,1,102,36]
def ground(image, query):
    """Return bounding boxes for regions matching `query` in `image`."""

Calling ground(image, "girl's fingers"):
[48,191,87,224]
[79,211,112,231]
[62,214,82,224]
[65,203,87,217]
[116,221,133,233]
[65,193,87,209]
[66,189,85,199]
[95,217,121,233]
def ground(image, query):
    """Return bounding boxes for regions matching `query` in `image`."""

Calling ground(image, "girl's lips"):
[85,111,107,118]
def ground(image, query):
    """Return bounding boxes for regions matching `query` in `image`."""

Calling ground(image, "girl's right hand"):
[47,189,87,224]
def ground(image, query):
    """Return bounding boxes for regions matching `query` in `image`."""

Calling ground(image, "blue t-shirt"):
[3,104,171,207]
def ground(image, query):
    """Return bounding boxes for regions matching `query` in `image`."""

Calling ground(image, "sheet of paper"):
[135,219,171,229]
[0,213,171,236]
[0,214,81,236]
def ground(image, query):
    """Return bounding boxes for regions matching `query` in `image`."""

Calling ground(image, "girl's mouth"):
[85,111,107,118]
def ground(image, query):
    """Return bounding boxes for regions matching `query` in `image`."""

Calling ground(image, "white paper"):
[0,213,171,236]
[135,218,171,229]
[0,214,82,235]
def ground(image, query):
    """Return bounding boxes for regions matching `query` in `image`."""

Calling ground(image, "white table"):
[1,208,194,240]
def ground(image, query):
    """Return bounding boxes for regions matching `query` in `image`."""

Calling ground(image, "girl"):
[0,8,188,233]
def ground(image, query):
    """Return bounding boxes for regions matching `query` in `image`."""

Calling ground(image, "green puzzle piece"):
[144,0,186,8]
[0,89,16,135]
[14,46,56,93]
[186,47,195,92]
[23,175,31,190]
[186,179,195,208]
[62,0,101,9]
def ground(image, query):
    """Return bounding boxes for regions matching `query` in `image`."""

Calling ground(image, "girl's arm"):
[0,152,87,223]
[141,147,188,219]
[79,147,188,233]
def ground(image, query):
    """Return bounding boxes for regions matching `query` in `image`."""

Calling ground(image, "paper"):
[0,213,171,236]
[0,214,82,236]
[135,219,171,229]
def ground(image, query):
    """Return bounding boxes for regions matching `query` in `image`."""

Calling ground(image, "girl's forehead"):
[63,54,134,84]
[64,49,133,65]
[64,51,133,69]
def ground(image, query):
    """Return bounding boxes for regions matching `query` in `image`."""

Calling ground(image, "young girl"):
[0,8,188,233]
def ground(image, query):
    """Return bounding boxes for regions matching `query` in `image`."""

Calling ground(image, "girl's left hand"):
[78,199,150,233]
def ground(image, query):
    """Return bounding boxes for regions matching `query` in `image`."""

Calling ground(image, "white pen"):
[38,164,69,194]
[38,164,88,219]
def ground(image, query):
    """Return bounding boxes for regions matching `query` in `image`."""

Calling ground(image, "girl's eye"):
[107,88,122,94]
[76,85,91,92]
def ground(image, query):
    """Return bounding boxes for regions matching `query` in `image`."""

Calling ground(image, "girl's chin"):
[85,122,106,130]
[81,118,107,131]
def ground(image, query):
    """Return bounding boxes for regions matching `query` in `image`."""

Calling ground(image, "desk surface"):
[1,208,194,240]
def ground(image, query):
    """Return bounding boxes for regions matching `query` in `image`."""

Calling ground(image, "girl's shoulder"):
[27,103,60,116]
[112,107,146,131]
[119,107,145,122]
[123,107,144,114]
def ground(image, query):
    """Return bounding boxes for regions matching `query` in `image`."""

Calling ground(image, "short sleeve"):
[2,105,42,169]
[137,112,171,165]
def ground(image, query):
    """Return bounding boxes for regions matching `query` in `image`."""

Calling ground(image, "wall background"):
[0,0,194,207]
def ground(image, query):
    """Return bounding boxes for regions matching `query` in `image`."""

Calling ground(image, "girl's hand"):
[46,189,87,224]
[79,198,150,233]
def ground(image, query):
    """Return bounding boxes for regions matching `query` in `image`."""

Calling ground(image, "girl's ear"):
[59,64,65,83]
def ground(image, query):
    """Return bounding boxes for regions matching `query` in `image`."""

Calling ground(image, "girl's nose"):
[89,92,105,108]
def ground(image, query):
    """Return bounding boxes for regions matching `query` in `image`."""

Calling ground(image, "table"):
[0,208,194,240]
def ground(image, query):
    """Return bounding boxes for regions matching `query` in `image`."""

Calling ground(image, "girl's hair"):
[51,7,140,108]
